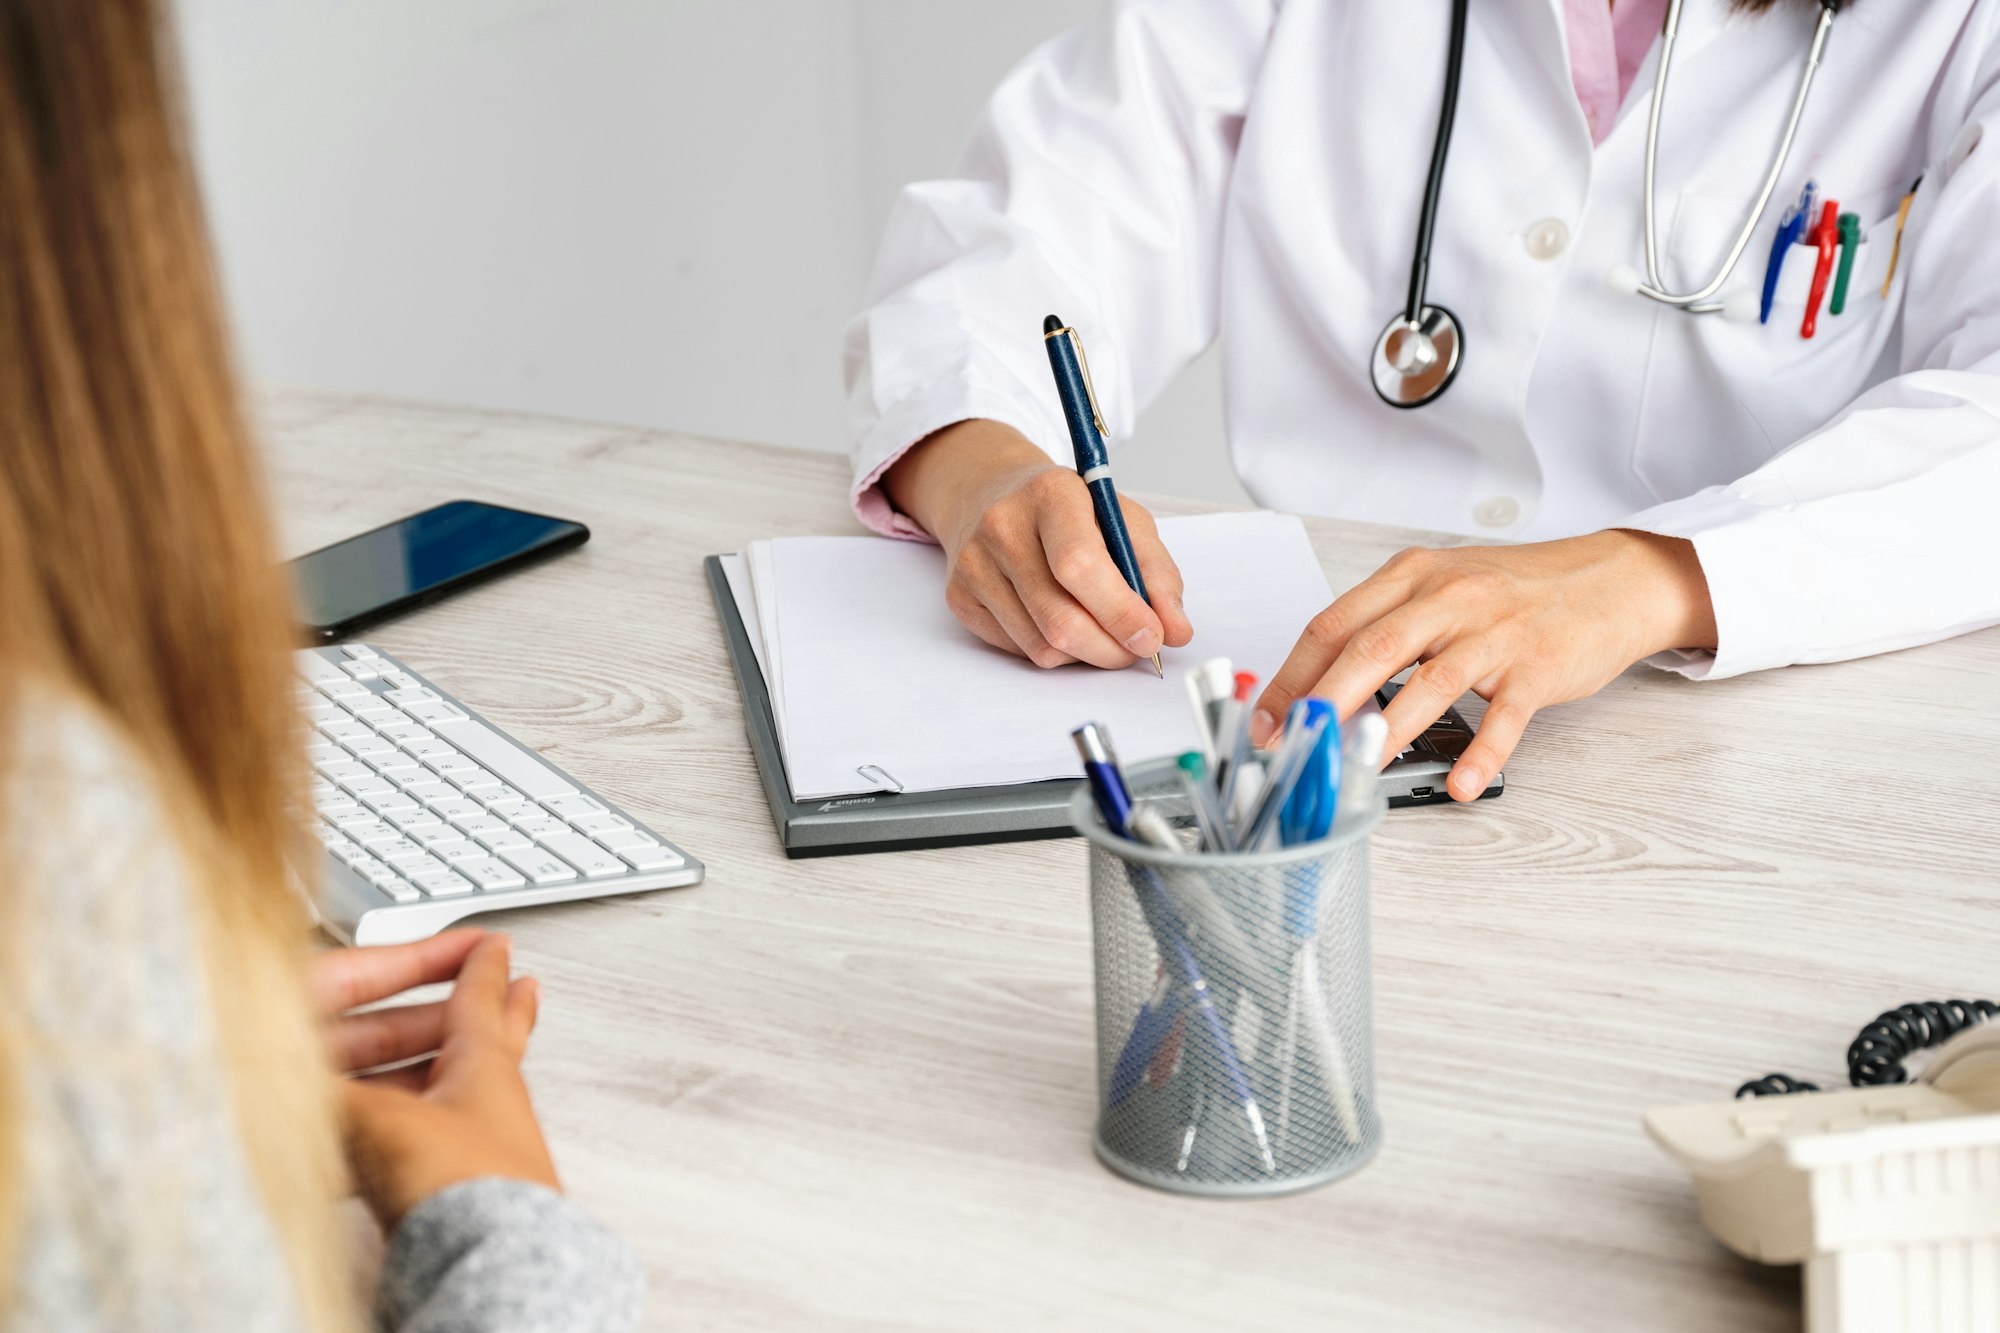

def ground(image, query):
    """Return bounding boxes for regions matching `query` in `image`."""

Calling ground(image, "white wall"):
[177,0,1247,507]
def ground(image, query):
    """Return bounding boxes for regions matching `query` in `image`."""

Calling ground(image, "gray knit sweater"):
[5,703,643,1332]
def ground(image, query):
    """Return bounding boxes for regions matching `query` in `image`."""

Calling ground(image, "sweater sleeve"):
[375,1179,643,1333]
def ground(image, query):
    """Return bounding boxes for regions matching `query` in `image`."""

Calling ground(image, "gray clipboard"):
[704,555,1081,856]
[703,555,1501,858]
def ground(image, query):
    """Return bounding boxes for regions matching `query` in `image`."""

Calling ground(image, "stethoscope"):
[1373,0,1842,409]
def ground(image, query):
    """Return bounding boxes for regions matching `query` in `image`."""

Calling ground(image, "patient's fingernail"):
[1125,628,1160,656]
[1249,709,1278,747]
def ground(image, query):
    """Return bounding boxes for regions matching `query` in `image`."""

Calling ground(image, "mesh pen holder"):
[1076,758,1383,1197]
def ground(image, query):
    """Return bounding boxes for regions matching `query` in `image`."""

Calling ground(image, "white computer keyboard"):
[299,644,703,944]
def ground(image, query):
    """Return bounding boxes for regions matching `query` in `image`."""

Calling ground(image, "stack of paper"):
[719,511,1335,801]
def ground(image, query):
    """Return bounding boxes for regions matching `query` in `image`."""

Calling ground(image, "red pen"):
[1801,199,1841,339]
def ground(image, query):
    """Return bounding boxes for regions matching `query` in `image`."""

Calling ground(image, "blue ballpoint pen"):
[1761,180,1815,326]
[1076,724,1276,1171]
[1044,315,1164,678]
[1274,705,1364,1147]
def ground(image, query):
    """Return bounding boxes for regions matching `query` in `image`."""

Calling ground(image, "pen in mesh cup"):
[1073,724,1277,1173]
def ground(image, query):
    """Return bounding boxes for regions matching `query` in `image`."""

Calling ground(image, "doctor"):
[844,0,2000,801]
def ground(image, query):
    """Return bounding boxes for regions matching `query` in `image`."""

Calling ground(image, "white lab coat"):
[843,0,2000,679]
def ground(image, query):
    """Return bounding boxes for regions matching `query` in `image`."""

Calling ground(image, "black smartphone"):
[292,500,589,642]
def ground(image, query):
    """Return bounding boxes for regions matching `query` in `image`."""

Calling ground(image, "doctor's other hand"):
[320,932,561,1230]
[881,418,1194,669]
[1252,530,1717,801]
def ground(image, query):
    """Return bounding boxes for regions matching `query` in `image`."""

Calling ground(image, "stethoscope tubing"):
[1404,0,1471,326]
[1636,0,1837,308]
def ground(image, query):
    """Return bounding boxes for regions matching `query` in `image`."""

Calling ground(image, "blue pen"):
[1077,725,1276,1170]
[1272,706,1365,1147]
[1044,315,1164,679]
[1760,180,1815,325]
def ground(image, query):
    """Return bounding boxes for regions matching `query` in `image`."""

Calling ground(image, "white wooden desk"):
[265,389,2000,1332]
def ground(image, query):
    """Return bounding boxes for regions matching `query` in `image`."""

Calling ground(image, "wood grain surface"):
[262,389,2000,1332]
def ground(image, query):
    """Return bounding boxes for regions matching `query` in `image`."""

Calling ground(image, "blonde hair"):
[0,1,350,1327]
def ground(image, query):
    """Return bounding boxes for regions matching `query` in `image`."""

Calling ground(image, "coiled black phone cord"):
[1736,999,2000,1099]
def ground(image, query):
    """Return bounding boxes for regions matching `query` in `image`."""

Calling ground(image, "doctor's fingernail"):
[1249,709,1278,748]
[1125,627,1161,656]
[1451,767,1485,799]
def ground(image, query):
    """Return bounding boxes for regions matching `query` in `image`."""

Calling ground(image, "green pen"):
[1175,751,1229,851]
[1830,212,1863,316]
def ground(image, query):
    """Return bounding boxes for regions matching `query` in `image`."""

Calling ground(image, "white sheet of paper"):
[744,512,1334,801]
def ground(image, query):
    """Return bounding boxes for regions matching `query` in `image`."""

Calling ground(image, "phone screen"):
[293,500,587,639]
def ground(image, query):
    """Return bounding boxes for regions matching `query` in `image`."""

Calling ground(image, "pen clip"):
[1067,328,1109,439]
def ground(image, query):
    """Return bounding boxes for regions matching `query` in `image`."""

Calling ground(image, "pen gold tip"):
[1150,653,1165,678]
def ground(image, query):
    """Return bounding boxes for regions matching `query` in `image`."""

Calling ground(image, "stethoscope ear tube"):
[1402,0,1470,327]
[1374,0,1468,409]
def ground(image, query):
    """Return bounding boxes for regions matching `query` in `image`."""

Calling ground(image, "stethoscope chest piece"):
[1372,305,1462,408]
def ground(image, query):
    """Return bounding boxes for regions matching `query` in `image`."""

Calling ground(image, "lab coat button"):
[1474,496,1521,528]
[1524,218,1571,261]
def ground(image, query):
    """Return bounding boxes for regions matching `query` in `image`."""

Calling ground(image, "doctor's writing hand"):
[1252,530,1717,800]
[882,418,1194,669]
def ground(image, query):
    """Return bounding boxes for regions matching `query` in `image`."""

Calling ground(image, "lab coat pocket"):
[1631,186,1905,505]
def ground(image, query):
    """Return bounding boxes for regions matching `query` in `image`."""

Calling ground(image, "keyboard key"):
[316,826,356,853]
[309,745,353,770]
[348,699,398,724]
[428,754,481,781]
[385,686,440,707]
[450,767,501,794]
[296,652,349,686]
[509,814,570,840]
[404,701,469,727]
[458,857,528,891]
[341,644,378,660]
[570,812,632,837]
[315,790,361,817]
[618,842,685,871]
[377,722,432,746]
[410,868,474,898]
[317,679,371,702]
[340,658,381,681]
[538,833,629,879]
[381,669,421,690]
[306,704,349,727]
[341,734,394,759]
[314,757,369,782]
[401,736,458,761]
[376,838,429,865]
[497,848,578,885]
[543,794,608,821]
[334,842,376,870]
[426,797,485,823]
[318,720,375,747]
[364,749,421,775]
[479,787,527,817]
[410,823,466,850]
[388,808,443,834]
[337,773,396,800]
[361,792,420,820]
[392,767,445,791]
[593,827,659,852]
[472,825,531,853]
[326,806,380,830]
[402,779,458,804]
[450,814,510,840]
[346,819,402,845]
[433,839,488,864]
[422,716,577,800]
